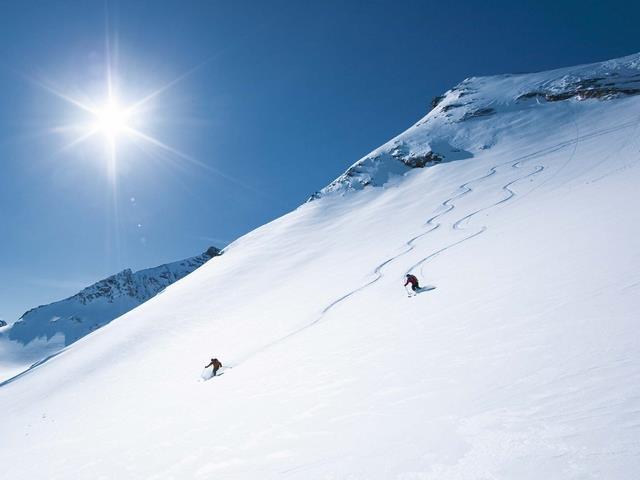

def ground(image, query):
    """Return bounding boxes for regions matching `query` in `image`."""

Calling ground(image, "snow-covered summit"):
[311,52,640,199]
[7,246,220,348]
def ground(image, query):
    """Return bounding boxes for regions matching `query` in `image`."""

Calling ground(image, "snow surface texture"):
[0,247,220,382]
[1,54,640,479]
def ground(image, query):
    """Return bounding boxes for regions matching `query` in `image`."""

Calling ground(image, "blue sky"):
[0,0,638,323]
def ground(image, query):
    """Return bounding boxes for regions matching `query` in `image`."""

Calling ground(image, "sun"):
[33,34,219,182]
[93,100,130,139]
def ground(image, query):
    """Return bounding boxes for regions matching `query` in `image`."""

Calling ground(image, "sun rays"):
[18,17,277,210]
[22,28,216,186]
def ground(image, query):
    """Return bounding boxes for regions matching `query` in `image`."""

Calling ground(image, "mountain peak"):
[310,51,640,201]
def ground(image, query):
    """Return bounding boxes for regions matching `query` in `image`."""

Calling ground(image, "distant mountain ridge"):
[7,246,221,347]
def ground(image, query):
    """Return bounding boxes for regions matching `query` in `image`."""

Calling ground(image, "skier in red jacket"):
[404,273,420,292]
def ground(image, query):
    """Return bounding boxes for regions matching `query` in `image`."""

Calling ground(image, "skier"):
[404,273,420,293]
[205,358,223,377]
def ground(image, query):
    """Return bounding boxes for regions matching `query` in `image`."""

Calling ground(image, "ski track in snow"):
[408,114,640,275]
[585,115,640,184]
[230,118,640,369]
[413,161,545,276]
[507,102,579,203]
[229,167,497,367]
[231,147,566,367]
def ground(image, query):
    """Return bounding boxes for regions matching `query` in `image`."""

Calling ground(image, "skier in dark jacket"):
[205,358,223,376]
[404,274,420,292]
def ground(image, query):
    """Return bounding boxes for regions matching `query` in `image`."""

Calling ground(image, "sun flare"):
[34,35,216,182]
[93,100,130,139]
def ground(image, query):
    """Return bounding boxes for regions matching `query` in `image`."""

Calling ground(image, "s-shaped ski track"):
[228,119,639,368]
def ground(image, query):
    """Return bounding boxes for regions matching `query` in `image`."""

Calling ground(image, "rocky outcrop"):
[461,107,496,120]
[516,74,640,103]
[431,94,446,109]
[391,144,444,168]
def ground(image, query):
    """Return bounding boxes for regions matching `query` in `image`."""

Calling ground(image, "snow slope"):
[0,246,220,382]
[1,54,640,479]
